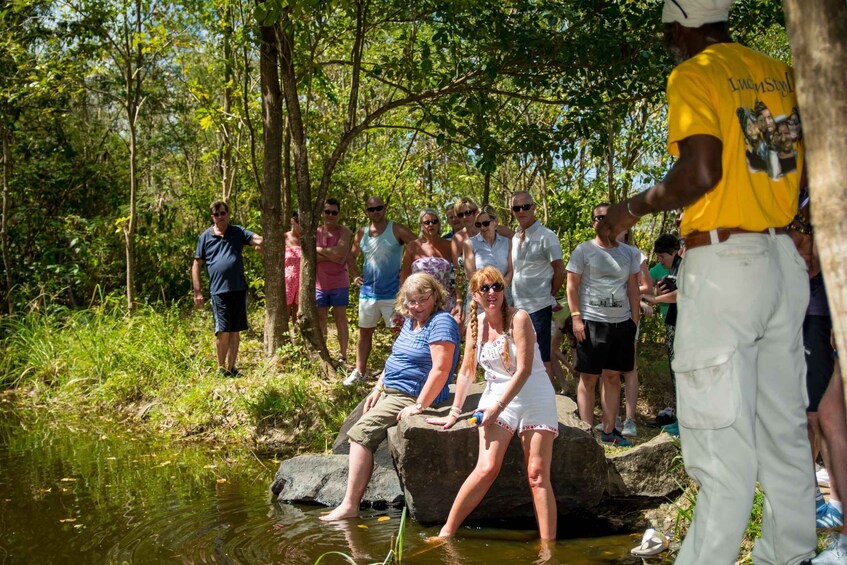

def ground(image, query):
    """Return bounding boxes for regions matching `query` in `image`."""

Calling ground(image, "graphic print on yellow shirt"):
[666,43,803,235]
[736,101,800,180]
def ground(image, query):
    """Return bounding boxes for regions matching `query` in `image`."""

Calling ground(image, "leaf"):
[357,524,368,529]
[216,478,227,483]
[59,518,77,523]
[377,516,391,522]
[60,478,77,482]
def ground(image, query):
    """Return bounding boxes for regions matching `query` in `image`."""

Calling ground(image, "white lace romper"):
[477,317,559,436]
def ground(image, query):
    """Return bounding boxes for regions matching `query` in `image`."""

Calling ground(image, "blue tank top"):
[360,221,404,300]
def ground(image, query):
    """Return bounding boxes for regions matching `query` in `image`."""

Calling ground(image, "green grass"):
[0,301,362,452]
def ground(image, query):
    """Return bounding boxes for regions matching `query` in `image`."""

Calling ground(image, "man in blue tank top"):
[344,196,416,385]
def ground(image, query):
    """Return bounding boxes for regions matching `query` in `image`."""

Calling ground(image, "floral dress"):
[284,244,301,306]
[411,256,456,311]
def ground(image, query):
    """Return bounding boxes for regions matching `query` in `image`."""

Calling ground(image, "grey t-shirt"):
[566,240,640,323]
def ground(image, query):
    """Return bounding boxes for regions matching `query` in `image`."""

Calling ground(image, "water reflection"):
[0,399,665,564]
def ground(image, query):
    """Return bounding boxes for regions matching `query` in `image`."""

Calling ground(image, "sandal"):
[631,528,669,557]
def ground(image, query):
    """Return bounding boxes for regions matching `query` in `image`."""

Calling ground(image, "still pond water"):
[0,395,656,564]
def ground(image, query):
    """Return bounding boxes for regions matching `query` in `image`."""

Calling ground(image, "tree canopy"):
[0,0,789,325]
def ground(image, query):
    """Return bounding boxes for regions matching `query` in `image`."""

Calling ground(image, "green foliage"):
[0,301,364,449]
[0,0,794,312]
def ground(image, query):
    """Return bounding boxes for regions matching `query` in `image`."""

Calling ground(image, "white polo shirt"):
[511,220,563,313]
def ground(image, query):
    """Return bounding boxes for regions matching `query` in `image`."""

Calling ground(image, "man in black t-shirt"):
[192,201,263,376]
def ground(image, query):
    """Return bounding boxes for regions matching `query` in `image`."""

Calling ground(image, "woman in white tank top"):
[426,265,558,541]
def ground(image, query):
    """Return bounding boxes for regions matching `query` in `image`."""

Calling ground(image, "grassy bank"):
[0,300,364,454]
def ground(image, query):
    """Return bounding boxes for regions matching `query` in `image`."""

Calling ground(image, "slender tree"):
[256,11,289,355]
[783,0,847,400]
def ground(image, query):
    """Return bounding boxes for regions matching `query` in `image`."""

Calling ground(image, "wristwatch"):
[414,403,424,411]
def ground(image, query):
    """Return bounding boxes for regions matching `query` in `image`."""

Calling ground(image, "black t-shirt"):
[195,225,255,295]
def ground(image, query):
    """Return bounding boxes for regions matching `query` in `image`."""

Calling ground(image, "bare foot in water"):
[437,527,454,538]
[319,505,359,521]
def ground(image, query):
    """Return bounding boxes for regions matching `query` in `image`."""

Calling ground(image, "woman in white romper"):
[426,265,559,540]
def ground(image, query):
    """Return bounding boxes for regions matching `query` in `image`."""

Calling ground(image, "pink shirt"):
[316,226,349,291]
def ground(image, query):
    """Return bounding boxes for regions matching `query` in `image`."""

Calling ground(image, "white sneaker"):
[622,418,638,438]
[813,534,847,564]
[343,369,364,386]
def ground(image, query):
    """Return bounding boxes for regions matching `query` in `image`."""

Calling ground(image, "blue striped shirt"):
[382,310,460,404]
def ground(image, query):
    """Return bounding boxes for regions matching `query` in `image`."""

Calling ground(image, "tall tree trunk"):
[258,21,288,356]
[282,117,292,225]
[125,104,138,312]
[1,125,13,315]
[783,0,847,403]
[276,8,334,376]
[482,170,491,206]
[221,0,235,202]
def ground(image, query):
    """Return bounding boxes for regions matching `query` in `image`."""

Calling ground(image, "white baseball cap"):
[662,0,735,28]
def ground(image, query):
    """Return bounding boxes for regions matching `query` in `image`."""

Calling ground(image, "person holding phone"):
[645,233,682,382]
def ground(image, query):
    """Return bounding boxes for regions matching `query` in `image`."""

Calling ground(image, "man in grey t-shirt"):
[566,203,640,447]
[510,190,565,381]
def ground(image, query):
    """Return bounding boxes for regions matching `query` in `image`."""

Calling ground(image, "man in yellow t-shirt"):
[598,1,816,564]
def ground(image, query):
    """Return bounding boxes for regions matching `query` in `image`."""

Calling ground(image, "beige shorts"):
[346,389,416,452]
[358,298,396,329]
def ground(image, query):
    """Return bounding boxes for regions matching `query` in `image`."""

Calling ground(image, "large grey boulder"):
[605,433,683,498]
[272,383,681,525]
[271,443,403,508]
[388,385,607,524]
[281,383,608,522]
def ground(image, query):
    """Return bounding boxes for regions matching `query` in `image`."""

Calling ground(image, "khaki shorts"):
[346,389,416,452]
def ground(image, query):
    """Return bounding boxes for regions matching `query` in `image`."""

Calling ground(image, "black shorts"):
[210,290,249,334]
[804,314,834,412]
[575,319,637,375]
[528,306,553,363]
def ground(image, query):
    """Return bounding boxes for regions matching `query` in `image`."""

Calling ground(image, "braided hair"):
[468,266,512,370]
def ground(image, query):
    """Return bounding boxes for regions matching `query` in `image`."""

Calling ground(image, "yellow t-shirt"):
[667,43,803,235]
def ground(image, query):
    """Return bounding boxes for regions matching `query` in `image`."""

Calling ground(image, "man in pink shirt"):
[317,198,353,362]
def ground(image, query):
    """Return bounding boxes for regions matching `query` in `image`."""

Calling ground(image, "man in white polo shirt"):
[510,190,566,381]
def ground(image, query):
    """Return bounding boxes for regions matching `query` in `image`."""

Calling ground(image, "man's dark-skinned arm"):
[597,135,723,245]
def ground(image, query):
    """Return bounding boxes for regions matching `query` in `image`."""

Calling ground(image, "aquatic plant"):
[313,507,407,565]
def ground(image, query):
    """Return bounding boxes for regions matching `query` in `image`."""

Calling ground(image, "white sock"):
[830,499,842,513]
[816,486,825,505]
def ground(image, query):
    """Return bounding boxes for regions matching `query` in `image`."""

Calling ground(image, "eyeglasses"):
[212,211,228,217]
[405,294,432,307]
[511,204,533,212]
[323,209,339,216]
[478,282,505,293]
[474,220,493,228]
[593,215,606,222]
[421,218,439,226]
[366,205,385,213]
[458,209,478,218]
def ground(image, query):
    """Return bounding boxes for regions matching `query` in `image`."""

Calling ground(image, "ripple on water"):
[0,408,660,564]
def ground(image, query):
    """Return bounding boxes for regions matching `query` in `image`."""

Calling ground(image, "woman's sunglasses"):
[458,209,478,218]
[323,209,339,216]
[474,220,493,228]
[421,218,439,226]
[478,282,504,293]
